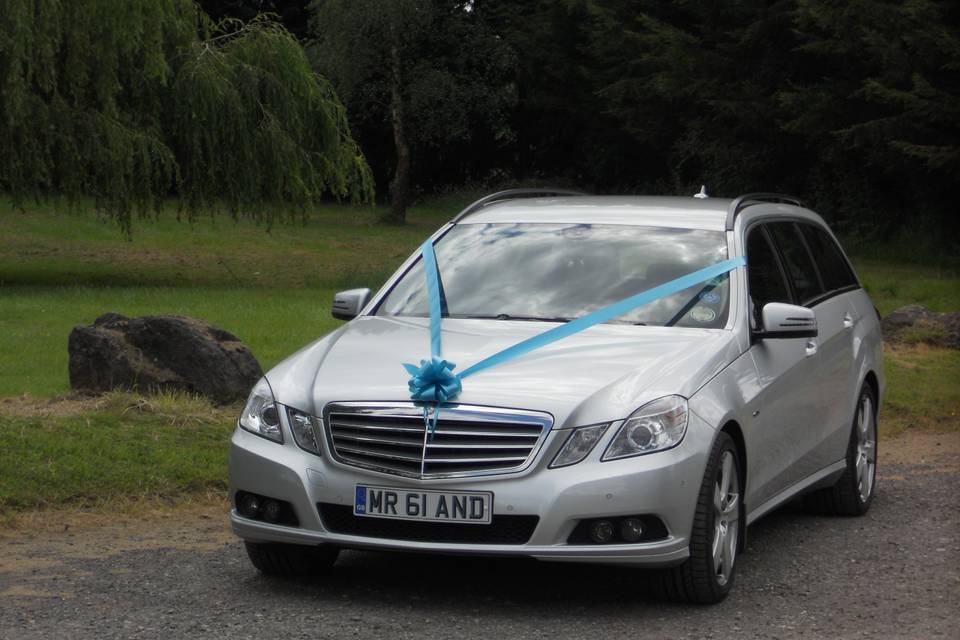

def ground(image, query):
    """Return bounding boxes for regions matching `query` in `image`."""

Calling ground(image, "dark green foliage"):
[475,0,959,242]
[780,0,960,238]
[1,0,955,241]
[0,0,372,233]
[309,0,516,221]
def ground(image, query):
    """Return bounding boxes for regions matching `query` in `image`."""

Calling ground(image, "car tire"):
[244,541,340,576]
[804,384,878,516]
[652,431,742,604]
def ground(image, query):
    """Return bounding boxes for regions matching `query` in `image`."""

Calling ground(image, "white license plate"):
[354,485,492,524]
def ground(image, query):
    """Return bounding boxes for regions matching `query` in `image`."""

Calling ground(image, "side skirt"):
[746,460,847,526]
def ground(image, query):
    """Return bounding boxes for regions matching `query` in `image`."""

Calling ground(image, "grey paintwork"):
[229,195,884,565]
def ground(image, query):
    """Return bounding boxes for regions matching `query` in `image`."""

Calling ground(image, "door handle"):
[843,312,854,329]
[805,339,818,357]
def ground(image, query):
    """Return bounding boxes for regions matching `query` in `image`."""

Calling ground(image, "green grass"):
[0,195,957,513]
[883,345,960,435]
[1,286,343,397]
[854,258,960,316]
[0,392,235,511]
[0,197,463,397]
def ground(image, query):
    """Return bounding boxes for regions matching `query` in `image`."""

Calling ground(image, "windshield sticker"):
[690,305,717,323]
[699,291,720,304]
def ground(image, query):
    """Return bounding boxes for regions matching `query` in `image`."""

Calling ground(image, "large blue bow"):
[403,356,462,403]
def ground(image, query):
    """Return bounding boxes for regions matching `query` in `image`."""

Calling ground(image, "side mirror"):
[755,302,818,339]
[332,288,371,321]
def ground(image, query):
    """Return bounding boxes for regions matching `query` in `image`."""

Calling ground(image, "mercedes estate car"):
[229,189,884,603]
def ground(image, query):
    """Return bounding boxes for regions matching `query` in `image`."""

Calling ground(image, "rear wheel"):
[653,431,742,604]
[244,541,340,577]
[805,385,877,516]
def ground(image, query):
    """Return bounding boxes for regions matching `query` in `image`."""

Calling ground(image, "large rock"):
[68,313,263,403]
[881,304,960,349]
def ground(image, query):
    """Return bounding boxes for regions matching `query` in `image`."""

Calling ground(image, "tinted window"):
[378,223,731,328]
[768,222,825,305]
[746,227,792,326]
[800,224,858,292]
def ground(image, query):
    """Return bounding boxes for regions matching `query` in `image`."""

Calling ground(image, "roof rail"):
[452,188,588,222]
[725,193,804,230]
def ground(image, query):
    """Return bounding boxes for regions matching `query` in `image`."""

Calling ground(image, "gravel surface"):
[2,436,958,640]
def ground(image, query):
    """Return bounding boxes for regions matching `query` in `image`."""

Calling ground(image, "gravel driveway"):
[2,432,957,640]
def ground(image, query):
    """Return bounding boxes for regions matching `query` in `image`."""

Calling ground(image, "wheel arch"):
[863,370,879,407]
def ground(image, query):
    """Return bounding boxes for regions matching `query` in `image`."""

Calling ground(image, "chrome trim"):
[322,402,554,479]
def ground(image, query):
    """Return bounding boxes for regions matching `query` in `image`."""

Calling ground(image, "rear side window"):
[746,227,792,326]
[768,222,825,305]
[800,224,858,292]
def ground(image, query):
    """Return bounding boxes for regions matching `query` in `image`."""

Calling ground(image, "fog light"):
[262,500,282,523]
[589,520,615,544]
[239,493,261,518]
[619,517,644,542]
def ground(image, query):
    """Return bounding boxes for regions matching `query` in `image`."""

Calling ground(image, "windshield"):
[376,223,731,328]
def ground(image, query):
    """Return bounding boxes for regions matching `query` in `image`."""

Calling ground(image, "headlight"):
[288,407,322,455]
[238,377,282,443]
[602,395,688,460]
[550,423,609,468]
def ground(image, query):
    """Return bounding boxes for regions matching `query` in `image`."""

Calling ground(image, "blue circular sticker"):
[700,291,720,304]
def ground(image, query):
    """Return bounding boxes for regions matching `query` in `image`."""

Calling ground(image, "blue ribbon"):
[403,238,746,437]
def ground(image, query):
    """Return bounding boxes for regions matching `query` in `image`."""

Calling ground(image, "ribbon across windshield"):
[403,238,747,435]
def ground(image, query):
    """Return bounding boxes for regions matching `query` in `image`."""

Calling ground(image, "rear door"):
[798,223,861,464]
[743,224,819,508]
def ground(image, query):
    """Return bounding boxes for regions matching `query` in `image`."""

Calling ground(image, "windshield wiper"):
[460,313,572,323]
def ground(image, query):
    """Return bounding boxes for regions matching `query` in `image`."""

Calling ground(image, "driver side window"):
[746,226,792,329]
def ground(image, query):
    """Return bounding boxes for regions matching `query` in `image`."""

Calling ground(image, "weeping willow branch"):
[0,0,373,234]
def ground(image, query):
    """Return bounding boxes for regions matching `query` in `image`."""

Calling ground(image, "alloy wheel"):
[712,450,740,586]
[856,393,877,503]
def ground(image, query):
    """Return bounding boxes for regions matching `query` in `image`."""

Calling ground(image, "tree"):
[780,0,960,237]
[309,0,515,222]
[0,0,373,233]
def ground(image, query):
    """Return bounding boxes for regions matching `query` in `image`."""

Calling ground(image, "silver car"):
[229,190,884,603]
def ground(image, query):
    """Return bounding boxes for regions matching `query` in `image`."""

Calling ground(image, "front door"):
[743,224,821,508]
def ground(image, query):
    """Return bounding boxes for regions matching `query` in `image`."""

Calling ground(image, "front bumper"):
[228,411,715,567]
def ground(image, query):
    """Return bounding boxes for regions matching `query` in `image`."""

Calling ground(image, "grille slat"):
[324,403,553,479]
[336,445,423,463]
[424,442,534,450]
[330,418,424,433]
[332,433,424,448]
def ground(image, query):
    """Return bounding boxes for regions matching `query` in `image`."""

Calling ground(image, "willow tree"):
[0,0,372,233]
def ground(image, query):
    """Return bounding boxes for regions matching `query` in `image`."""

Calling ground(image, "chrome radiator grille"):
[323,403,553,479]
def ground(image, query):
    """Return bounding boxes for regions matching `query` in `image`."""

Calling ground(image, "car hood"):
[266,316,742,429]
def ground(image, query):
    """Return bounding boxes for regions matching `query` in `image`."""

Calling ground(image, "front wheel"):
[653,431,742,604]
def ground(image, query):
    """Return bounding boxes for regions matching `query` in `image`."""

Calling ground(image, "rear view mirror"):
[332,288,371,321]
[756,302,818,339]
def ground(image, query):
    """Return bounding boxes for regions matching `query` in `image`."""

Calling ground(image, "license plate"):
[354,485,492,524]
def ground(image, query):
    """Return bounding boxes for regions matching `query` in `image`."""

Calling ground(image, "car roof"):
[458,194,826,232]
[460,195,732,230]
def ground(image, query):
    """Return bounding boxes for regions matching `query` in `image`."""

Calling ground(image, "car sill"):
[746,459,847,526]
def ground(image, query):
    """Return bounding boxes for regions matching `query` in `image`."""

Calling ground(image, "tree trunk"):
[388,41,410,224]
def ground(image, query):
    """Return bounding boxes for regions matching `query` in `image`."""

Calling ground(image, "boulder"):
[68,313,263,403]
[881,304,960,349]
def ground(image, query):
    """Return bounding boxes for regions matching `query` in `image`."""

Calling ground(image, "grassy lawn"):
[0,195,957,514]
[0,393,234,513]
